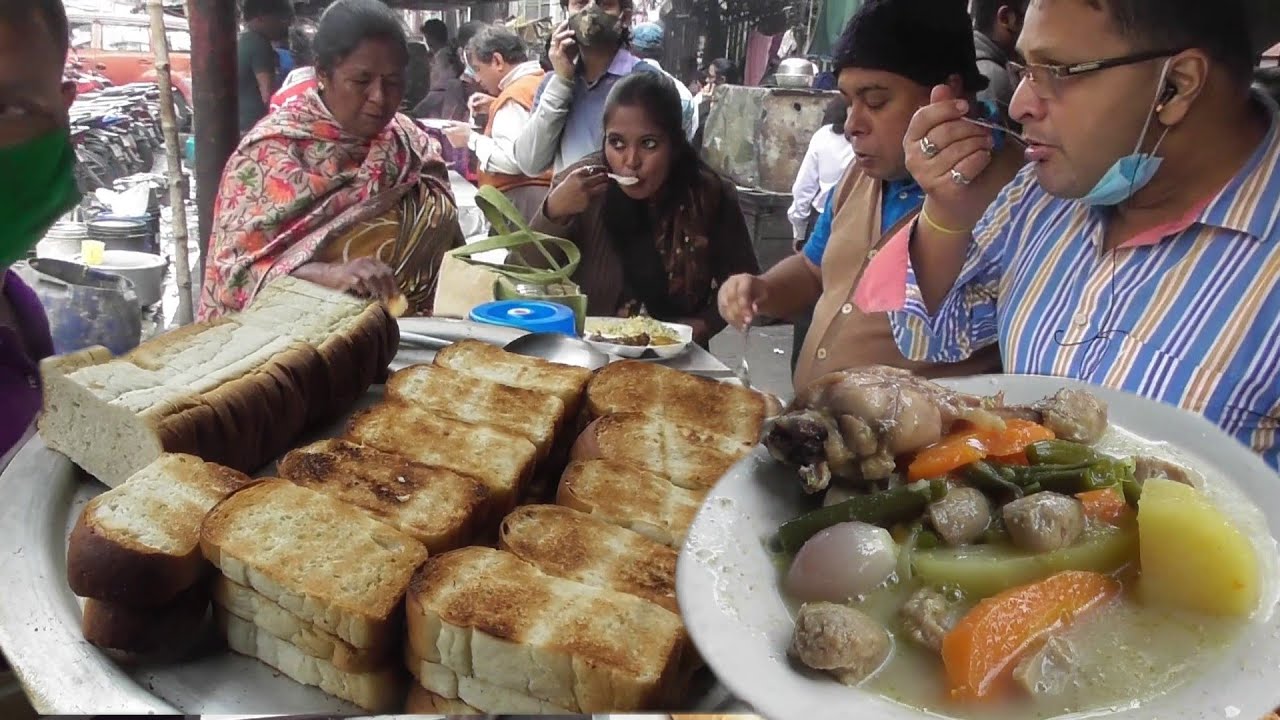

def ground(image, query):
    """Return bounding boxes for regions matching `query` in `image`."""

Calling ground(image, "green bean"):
[961,460,1025,500]
[1122,477,1143,506]
[1026,440,1103,467]
[916,529,941,550]
[773,479,948,554]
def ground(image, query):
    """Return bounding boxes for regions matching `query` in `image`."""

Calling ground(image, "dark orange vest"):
[478,71,554,193]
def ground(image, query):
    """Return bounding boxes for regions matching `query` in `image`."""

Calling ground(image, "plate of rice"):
[582,316,694,360]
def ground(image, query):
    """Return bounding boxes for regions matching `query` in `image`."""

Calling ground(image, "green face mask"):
[0,127,82,267]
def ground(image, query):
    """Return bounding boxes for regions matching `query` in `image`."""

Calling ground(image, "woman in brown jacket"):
[528,71,760,346]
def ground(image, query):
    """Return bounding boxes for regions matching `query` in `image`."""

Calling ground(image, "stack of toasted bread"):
[65,454,253,659]
[201,480,428,712]
[58,321,774,713]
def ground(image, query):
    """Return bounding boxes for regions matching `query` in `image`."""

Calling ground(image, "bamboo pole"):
[147,0,195,326]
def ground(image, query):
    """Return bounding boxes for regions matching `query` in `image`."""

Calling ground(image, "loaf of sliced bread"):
[405,649,576,713]
[499,504,678,612]
[217,610,405,713]
[200,479,428,650]
[67,453,254,606]
[586,360,773,445]
[346,401,537,515]
[557,460,705,548]
[213,576,392,673]
[277,439,490,553]
[573,412,751,491]
[433,339,592,415]
[386,364,567,458]
[405,546,688,712]
[39,276,397,487]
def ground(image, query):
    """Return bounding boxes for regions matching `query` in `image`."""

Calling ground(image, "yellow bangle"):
[919,207,970,235]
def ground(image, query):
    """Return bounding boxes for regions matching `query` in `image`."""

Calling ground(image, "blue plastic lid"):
[469,300,577,336]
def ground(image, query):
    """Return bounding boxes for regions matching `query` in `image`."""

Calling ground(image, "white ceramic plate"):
[677,374,1280,720]
[582,317,694,361]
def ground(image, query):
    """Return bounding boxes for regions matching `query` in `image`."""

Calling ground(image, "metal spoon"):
[399,331,611,371]
[961,116,1029,146]
[608,173,640,186]
[736,323,752,390]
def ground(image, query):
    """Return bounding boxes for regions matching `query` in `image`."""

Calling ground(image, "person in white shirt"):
[629,22,699,142]
[444,26,552,220]
[786,98,854,249]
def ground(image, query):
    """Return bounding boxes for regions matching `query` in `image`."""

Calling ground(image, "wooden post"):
[147,0,195,326]
[187,0,239,289]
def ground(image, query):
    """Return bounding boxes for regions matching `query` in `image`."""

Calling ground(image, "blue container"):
[469,300,577,337]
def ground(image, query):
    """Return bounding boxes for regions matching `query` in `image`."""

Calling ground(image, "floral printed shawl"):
[198,89,449,320]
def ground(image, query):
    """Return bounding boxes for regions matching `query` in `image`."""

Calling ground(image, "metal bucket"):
[13,258,142,357]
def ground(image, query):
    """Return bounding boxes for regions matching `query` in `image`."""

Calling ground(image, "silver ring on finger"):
[920,136,940,159]
[950,169,972,186]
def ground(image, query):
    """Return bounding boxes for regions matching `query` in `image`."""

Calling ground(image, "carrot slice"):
[991,451,1029,466]
[907,431,988,480]
[941,570,1120,700]
[1077,487,1135,526]
[981,419,1056,457]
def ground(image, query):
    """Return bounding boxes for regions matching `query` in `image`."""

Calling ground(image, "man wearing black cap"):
[717,0,1021,392]
[857,0,1280,471]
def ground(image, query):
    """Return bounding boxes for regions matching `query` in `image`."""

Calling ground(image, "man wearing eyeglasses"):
[855,0,1280,470]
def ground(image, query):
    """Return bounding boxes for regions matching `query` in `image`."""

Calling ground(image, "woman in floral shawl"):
[199,0,463,320]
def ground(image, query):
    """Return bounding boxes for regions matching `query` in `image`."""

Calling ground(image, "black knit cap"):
[834,0,989,93]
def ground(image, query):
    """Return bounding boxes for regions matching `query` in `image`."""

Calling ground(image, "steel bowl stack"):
[87,217,156,255]
[38,221,90,260]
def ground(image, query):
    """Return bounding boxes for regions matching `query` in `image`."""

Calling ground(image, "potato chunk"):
[1138,477,1259,617]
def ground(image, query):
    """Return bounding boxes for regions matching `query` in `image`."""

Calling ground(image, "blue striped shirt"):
[882,99,1280,469]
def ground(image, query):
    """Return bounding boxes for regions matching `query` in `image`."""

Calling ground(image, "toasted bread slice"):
[80,580,211,660]
[405,648,576,714]
[67,453,253,606]
[433,339,591,414]
[404,683,482,713]
[586,360,770,444]
[200,479,428,649]
[499,505,677,612]
[557,460,705,548]
[345,401,536,515]
[213,576,391,673]
[386,364,566,458]
[217,610,405,713]
[574,412,751,491]
[405,546,687,712]
[277,439,489,553]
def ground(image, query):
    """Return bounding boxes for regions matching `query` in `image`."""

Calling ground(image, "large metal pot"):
[13,258,141,356]
[77,250,166,308]
[775,58,817,88]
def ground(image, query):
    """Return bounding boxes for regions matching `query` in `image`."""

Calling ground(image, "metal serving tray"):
[0,319,753,714]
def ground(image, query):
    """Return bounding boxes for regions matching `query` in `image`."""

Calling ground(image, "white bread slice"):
[433,339,592,414]
[405,546,687,712]
[200,480,428,649]
[67,453,253,606]
[405,648,576,713]
[575,412,751,491]
[557,460,705,548]
[499,505,677,612]
[38,276,395,487]
[346,401,537,515]
[217,609,404,712]
[213,576,391,673]
[386,364,567,459]
[277,439,490,553]
[586,360,771,444]
[404,682,482,713]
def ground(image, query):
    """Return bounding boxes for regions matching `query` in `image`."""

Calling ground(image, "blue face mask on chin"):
[1079,60,1174,207]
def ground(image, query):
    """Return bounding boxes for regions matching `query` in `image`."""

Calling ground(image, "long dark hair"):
[600,71,706,239]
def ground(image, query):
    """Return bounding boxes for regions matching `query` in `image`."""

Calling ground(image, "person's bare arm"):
[256,71,275,105]
[902,87,1012,313]
[756,254,824,320]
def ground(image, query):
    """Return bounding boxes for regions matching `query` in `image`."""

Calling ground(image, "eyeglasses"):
[1007,48,1185,100]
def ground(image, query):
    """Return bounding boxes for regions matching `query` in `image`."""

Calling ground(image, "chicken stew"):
[763,367,1275,718]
